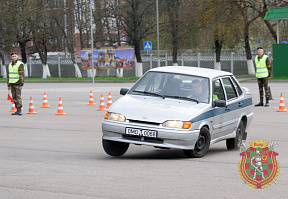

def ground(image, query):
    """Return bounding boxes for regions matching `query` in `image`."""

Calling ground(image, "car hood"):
[109,95,207,123]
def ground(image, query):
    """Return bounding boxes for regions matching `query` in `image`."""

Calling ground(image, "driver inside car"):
[188,79,206,102]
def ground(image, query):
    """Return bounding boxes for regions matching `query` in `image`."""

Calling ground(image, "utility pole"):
[90,0,95,83]
[64,0,68,58]
[156,0,160,67]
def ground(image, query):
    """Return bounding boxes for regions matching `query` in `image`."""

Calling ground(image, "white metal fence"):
[141,51,273,75]
[0,50,273,78]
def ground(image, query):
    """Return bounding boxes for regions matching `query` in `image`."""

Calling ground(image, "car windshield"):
[128,71,210,103]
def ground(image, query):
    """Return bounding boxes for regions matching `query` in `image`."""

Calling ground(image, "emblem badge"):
[238,140,280,189]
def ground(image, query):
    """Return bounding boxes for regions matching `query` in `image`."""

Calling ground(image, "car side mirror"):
[212,99,226,108]
[120,88,129,95]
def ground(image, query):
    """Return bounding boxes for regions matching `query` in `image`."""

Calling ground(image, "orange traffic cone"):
[55,97,66,115]
[277,93,288,112]
[26,97,37,114]
[40,92,50,108]
[9,101,17,112]
[97,94,107,111]
[87,90,96,105]
[106,92,113,108]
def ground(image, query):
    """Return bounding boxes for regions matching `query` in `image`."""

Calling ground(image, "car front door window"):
[213,79,225,101]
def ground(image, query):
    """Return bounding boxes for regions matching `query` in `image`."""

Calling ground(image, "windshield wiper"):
[133,90,165,99]
[165,95,199,103]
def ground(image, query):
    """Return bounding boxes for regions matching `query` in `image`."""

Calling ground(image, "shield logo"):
[238,140,280,189]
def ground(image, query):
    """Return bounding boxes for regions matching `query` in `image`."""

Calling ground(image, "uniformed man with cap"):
[7,52,25,115]
[254,46,272,107]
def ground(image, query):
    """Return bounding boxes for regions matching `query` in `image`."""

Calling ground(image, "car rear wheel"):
[226,120,244,150]
[183,127,210,158]
[102,139,129,157]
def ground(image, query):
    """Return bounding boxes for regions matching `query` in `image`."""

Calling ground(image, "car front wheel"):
[102,139,129,157]
[183,127,210,158]
[226,120,244,150]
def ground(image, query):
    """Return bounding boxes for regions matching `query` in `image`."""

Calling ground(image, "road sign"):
[144,41,152,50]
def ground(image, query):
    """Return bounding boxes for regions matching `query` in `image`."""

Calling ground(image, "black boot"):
[11,108,19,115]
[255,99,264,107]
[17,107,22,116]
[265,99,269,107]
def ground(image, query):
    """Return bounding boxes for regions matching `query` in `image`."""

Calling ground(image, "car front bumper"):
[102,120,200,150]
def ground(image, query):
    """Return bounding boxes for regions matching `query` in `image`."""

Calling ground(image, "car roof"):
[148,66,233,79]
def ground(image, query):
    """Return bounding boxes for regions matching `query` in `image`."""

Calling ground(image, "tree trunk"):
[19,41,27,64]
[19,41,29,77]
[135,62,143,77]
[215,39,222,63]
[243,24,255,74]
[243,24,252,60]
[247,59,255,75]
[168,0,180,64]
[73,63,82,77]
[69,46,82,78]
[172,33,178,64]
[215,62,221,71]
[42,64,51,79]
[35,44,49,78]
[134,41,142,63]
[264,20,277,42]
[0,53,6,78]
[214,35,222,70]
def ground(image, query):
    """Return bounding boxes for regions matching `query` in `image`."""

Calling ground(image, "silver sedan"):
[102,66,254,158]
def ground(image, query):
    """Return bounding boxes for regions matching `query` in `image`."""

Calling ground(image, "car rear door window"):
[222,77,237,100]
[230,76,243,96]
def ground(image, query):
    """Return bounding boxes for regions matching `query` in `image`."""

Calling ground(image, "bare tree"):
[29,0,52,78]
[118,0,156,76]
[74,0,91,49]
[0,0,35,77]
[251,0,288,42]
[48,0,82,77]
[164,0,181,65]
[229,0,261,74]
[199,0,241,70]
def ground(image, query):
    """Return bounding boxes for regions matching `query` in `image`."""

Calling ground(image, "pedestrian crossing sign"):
[144,41,152,50]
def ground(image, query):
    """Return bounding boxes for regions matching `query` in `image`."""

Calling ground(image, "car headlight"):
[104,112,126,122]
[162,120,192,129]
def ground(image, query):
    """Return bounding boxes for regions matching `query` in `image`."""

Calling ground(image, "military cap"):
[257,46,263,50]
[10,52,18,56]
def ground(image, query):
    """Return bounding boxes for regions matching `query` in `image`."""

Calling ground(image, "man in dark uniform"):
[7,52,25,115]
[254,47,272,107]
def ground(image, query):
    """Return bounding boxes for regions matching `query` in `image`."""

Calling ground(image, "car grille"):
[128,119,161,126]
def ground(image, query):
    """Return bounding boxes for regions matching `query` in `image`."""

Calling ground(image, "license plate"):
[125,127,158,138]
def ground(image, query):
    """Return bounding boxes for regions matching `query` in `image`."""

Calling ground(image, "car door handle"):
[238,103,243,107]
[225,107,230,111]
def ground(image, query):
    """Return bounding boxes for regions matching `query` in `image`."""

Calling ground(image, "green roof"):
[264,6,288,20]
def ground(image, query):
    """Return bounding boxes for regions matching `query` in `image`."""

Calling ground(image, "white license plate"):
[125,128,158,138]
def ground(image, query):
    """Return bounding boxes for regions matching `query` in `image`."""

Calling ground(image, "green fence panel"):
[272,44,288,77]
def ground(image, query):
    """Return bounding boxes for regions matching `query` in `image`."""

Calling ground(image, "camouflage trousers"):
[257,77,269,100]
[10,84,22,108]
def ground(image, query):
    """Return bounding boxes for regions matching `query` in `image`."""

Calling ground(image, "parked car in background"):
[102,66,254,158]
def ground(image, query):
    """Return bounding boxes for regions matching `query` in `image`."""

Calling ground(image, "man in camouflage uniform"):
[7,52,25,115]
[254,47,272,107]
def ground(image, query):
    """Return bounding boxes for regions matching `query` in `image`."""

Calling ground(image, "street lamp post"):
[64,0,68,58]
[90,0,95,83]
[156,0,160,67]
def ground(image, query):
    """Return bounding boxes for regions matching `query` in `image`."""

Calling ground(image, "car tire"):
[226,120,244,150]
[183,127,210,158]
[102,139,129,157]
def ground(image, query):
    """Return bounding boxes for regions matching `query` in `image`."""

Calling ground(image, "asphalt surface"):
[0,81,287,199]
